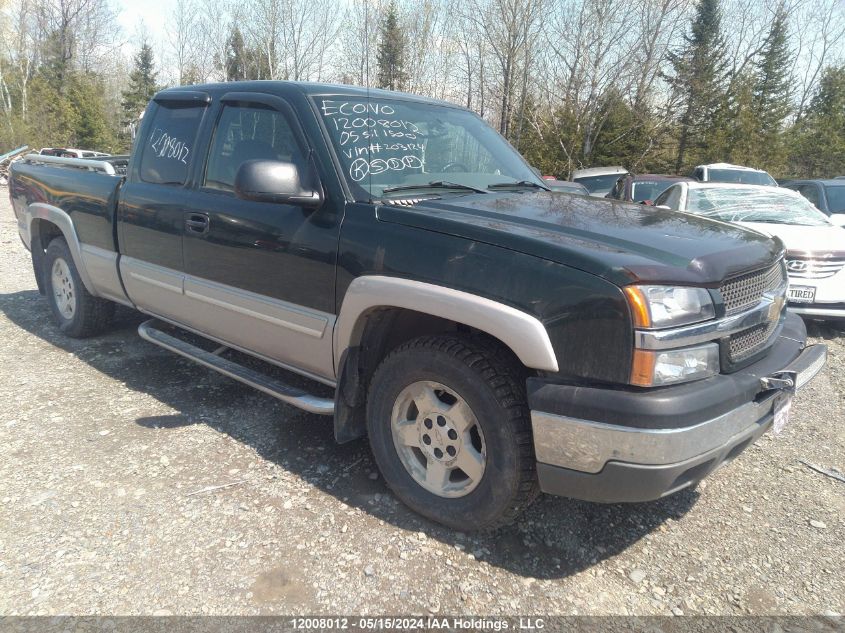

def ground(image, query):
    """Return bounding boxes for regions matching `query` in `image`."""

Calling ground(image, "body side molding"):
[121,257,337,384]
[333,276,559,374]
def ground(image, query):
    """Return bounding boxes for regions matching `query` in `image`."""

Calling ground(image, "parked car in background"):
[692,163,777,186]
[655,182,845,322]
[39,148,111,159]
[780,179,845,226]
[544,179,589,195]
[605,174,693,204]
[571,166,629,197]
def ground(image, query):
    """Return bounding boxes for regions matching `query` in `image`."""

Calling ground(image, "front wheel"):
[43,237,114,338]
[366,335,538,530]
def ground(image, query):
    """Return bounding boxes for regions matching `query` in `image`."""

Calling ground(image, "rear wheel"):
[366,335,538,530]
[43,237,114,338]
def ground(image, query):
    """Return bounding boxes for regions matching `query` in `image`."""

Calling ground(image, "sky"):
[115,0,170,46]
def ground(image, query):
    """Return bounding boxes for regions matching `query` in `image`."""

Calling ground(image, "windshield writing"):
[318,97,540,199]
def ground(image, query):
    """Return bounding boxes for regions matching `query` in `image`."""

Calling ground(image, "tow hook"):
[760,371,797,394]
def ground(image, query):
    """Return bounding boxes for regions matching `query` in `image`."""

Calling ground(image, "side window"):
[204,104,306,192]
[140,103,205,185]
[611,178,624,199]
[654,186,675,207]
[798,184,820,208]
[693,168,704,181]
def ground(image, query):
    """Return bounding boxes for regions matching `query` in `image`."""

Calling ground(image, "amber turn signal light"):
[624,286,652,328]
[630,349,656,387]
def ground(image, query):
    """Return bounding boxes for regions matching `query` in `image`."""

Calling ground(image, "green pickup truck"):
[9,81,826,530]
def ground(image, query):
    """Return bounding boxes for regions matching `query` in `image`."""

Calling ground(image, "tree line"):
[1,0,844,179]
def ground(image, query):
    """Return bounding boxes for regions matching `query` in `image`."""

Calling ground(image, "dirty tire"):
[43,237,115,338]
[366,335,539,531]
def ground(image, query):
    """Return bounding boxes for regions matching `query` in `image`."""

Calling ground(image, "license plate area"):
[788,285,816,303]
[772,394,793,435]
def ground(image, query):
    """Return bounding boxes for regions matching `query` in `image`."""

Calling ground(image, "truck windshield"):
[574,174,623,194]
[707,169,777,186]
[316,97,542,200]
[631,180,673,202]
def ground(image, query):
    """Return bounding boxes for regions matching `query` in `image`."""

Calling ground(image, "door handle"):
[185,213,209,234]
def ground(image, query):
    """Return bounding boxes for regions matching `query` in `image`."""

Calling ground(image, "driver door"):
[179,93,341,383]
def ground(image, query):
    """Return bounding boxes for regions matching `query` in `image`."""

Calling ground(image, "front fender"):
[333,275,560,375]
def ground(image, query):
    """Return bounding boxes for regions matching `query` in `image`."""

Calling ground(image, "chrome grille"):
[719,261,785,316]
[729,319,779,362]
[785,257,845,280]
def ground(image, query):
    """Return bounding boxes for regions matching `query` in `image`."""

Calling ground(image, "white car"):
[654,182,845,322]
[691,163,777,187]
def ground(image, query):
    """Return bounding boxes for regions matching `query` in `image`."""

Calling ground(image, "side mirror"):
[234,160,323,208]
[829,213,845,227]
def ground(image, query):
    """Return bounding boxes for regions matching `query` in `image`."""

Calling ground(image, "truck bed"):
[10,156,123,253]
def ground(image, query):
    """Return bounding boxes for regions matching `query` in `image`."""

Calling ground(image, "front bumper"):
[530,312,827,503]
[789,303,845,320]
[786,267,845,320]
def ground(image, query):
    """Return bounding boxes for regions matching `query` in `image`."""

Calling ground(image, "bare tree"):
[789,0,845,120]
[544,0,639,163]
[197,0,231,82]
[248,0,282,79]
[466,0,545,137]
[277,0,340,81]
[336,0,383,86]
[166,0,200,85]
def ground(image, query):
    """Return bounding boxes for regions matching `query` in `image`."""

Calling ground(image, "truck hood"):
[376,192,782,286]
[737,222,845,256]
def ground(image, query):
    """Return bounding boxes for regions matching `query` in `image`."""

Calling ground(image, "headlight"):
[624,285,715,329]
[631,343,720,387]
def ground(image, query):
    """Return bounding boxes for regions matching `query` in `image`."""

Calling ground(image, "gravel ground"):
[0,190,843,617]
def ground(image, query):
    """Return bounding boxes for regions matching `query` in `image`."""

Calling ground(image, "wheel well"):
[333,306,526,443]
[30,219,65,295]
[32,219,64,253]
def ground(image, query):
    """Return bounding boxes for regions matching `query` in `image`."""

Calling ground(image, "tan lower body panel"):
[119,257,336,384]
[80,244,133,306]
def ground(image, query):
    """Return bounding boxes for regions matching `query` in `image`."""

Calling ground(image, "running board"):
[138,320,335,415]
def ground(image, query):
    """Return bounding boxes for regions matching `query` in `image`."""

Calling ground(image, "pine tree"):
[376,1,408,91]
[225,26,269,81]
[226,27,248,81]
[724,71,758,165]
[665,0,728,172]
[751,6,792,173]
[788,65,845,177]
[121,42,159,127]
[70,74,114,150]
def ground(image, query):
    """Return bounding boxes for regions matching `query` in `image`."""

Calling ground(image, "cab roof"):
[697,162,768,173]
[155,81,464,110]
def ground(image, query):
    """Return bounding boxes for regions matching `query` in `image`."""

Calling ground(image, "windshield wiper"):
[381,181,488,195]
[487,180,550,191]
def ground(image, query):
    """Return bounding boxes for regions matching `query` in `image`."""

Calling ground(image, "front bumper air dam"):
[530,312,827,503]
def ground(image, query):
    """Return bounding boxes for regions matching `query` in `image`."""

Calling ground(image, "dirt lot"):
[0,191,843,617]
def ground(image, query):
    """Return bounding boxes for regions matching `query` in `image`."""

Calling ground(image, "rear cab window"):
[139,103,206,185]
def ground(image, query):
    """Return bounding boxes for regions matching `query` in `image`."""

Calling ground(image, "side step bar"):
[138,320,335,415]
